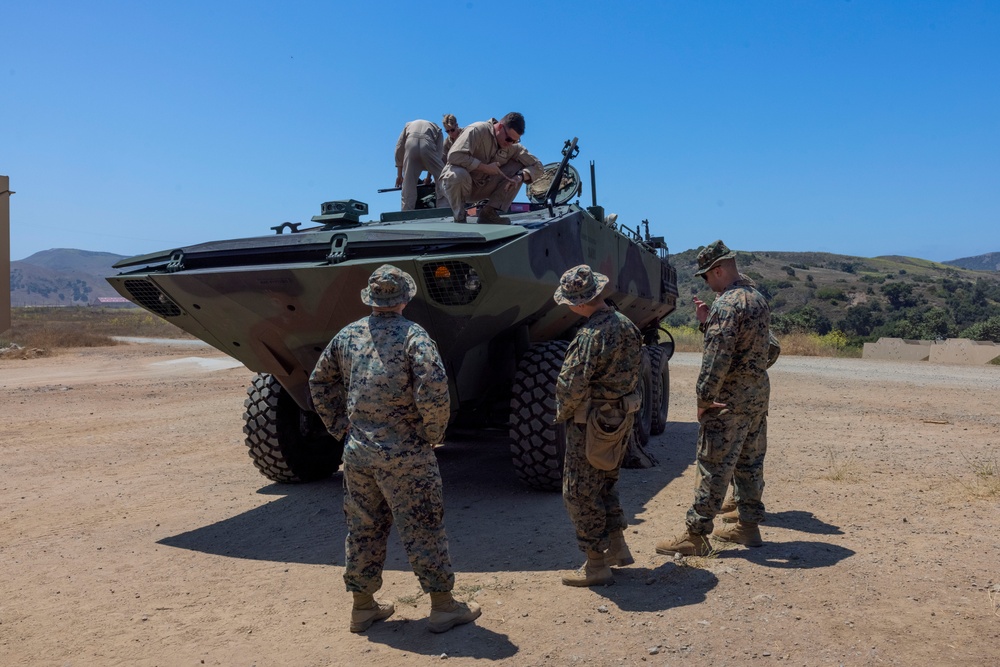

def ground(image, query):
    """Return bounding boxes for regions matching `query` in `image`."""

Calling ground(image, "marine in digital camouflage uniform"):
[308,264,481,634]
[718,274,781,521]
[656,240,772,557]
[552,265,643,586]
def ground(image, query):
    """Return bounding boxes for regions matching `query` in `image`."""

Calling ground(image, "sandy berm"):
[2,342,998,666]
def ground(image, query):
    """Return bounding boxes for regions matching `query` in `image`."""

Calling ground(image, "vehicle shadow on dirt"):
[157,422,701,573]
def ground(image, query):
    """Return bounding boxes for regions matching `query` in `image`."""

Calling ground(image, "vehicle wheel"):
[243,373,343,483]
[648,344,670,435]
[509,341,568,491]
[633,347,653,446]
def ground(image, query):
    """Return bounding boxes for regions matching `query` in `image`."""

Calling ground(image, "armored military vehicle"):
[107,139,678,490]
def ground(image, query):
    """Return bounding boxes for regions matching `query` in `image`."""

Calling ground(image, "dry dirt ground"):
[2,343,999,667]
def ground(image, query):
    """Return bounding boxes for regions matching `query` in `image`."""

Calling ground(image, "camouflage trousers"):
[686,408,768,535]
[563,422,627,554]
[342,444,454,594]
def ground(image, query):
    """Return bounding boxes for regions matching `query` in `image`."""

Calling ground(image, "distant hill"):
[943,252,1000,272]
[10,249,128,307]
[665,247,1000,341]
[9,247,1000,341]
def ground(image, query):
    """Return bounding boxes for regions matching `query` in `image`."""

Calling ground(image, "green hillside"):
[665,248,1000,345]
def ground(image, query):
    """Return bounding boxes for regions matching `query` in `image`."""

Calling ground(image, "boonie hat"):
[693,240,737,276]
[553,264,609,306]
[360,264,417,307]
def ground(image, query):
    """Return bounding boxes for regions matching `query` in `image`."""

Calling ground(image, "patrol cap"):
[553,264,609,306]
[360,264,417,307]
[693,240,737,276]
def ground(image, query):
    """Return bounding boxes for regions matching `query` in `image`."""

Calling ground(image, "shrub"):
[778,330,859,358]
[959,315,1000,343]
[664,325,702,352]
[816,286,847,301]
[1,307,190,353]
[772,306,832,335]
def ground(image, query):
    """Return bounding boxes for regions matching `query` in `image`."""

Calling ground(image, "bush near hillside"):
[1,307,191,352]
[664,248,1000,349]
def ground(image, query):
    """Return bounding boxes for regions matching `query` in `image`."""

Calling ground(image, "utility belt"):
[572,388,642,471]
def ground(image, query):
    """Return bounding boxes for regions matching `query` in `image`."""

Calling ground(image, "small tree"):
[960,316,1000,343]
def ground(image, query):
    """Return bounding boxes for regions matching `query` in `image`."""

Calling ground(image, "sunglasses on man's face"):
[500,125,520,145]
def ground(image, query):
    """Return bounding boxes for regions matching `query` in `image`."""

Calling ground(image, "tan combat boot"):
[655,530,713,557]
[720,493,737,514]
[712,520,763,547]
[477,206,511,225]
[349,592,395,633]
[719,508,740,523]
[427,592,482,633]
[605,529,635,567]
[561,550,615,587]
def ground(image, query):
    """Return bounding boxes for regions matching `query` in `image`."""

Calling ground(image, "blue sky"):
[2,1,998,263]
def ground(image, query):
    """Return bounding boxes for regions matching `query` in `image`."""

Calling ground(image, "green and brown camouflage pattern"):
[107,202,677,423]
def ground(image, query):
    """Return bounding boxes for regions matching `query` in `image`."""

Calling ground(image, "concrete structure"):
[929,338,1000,365]
[864,337,1000,365]
[862,338,932,362]
[1,175,11,334]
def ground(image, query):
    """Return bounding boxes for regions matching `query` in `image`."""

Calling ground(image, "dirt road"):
[1,344,998,666]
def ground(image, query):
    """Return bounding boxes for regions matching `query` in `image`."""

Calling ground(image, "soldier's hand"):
[394,176,403,188]
[697,402,727,420]
[692,296,710,324]
[480,162,503,176]
[503,173,523,192]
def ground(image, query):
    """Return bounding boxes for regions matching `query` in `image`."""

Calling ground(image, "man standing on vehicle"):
[552,264,643,587]
[394,119,446,211]
[439,111,545,224]
[655,240,772,557]
[309,264,481,633]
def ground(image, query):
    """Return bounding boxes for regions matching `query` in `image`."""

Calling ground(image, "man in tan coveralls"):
[442,113,461,160]
[394,119,445,211]
[439,111,545,224]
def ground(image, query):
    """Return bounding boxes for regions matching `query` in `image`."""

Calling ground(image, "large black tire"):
[243,373,343,483]
[509,341,568,491]
[633,347,653,446]
[648,344,670,435]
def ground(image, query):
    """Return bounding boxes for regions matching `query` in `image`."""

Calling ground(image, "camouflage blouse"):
[554,308,642,423]
[697,278,771,413]
[309,311,450,453]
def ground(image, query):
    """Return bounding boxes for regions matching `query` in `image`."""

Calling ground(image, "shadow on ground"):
[766,510,845,535]
[158,423,701,572]
[359,620,518,660]
[721,540,855,569]
[592,561,719,612]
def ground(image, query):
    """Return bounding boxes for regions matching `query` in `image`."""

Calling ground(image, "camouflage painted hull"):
[108,203,677,424]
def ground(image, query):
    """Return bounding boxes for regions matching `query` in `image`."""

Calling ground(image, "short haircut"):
[500,112,525,135]
[442,113,458,130]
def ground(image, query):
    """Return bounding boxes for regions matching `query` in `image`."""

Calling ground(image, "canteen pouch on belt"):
[585,389,641,471]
